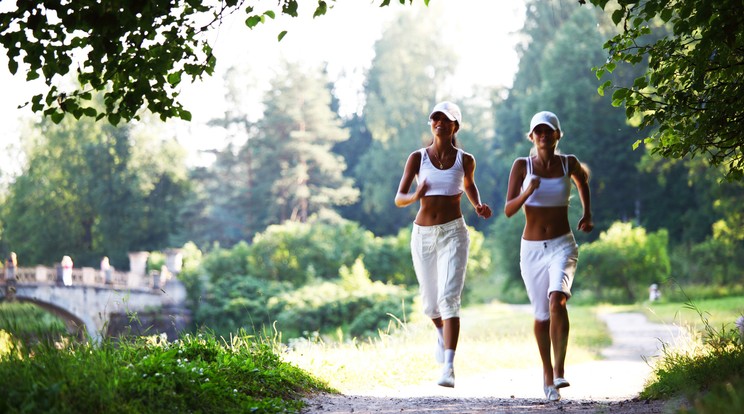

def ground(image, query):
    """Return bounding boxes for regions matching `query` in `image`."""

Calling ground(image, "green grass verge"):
[0,331,334,413]
[632,296,744,413]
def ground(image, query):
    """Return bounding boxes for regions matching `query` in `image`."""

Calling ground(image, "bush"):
[577,221,670,303]
[247,221,371,285]
[270,258,415,340]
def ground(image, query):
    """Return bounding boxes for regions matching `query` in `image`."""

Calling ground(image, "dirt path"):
[301,311,689,413]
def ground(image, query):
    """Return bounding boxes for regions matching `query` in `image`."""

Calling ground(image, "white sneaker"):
[437,366,455,388]
[434,338,445,364]
[544,385,561,401]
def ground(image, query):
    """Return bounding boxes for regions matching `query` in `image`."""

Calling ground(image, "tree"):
[0,0,424,125]
[248,61,359,230]
[587,0,744,181]
[1,116,190,266]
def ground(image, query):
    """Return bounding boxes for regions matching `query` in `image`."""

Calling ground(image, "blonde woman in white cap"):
[395,101,492,388]
[504,111,593,401]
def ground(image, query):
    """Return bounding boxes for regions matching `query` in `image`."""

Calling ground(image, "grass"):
[0,330,334,413]
[631,296,744,414]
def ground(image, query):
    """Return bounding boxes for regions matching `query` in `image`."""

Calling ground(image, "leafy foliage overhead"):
[0,0,424,125]
[587,0,744,181]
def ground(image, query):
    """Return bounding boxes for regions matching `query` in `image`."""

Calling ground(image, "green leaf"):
[51,111,65,124]
[278,31,288,42]
[167,72,182,86]
[598,80,612,96]
[245,15,262,28]
[313,2,327,18]
[31,95,44,112]
[264,10,275,19]
[611,89,627,106]
[108,113,121,126]
[632,76,648,89]
[8,58,18,74]
[283,0,298,17]
[612,9,624,25]
[659,8,673,22]
[179,109,192,121]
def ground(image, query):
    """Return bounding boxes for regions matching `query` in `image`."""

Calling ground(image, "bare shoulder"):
[460,149,476,163]
[510,156,527,171]
[564,154,581,171]
[407,149,423,162]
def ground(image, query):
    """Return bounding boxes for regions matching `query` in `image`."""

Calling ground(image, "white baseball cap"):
[429,101,462,125]
[529,111,562,136]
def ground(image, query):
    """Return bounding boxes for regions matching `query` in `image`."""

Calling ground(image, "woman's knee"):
[549,291,567,312]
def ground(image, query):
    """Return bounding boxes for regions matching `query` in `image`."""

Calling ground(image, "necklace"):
[429,148,447,169]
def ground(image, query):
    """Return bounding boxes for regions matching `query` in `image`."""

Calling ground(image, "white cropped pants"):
[520,232,578,321]
[411,217,470,320]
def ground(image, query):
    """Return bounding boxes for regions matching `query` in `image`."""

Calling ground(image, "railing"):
[2,266,166,290]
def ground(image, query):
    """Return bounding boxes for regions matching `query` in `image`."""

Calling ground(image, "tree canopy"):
[587,0,744,181]
[0,0,424,125]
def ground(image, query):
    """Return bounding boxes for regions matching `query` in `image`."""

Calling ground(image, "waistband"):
[520,232,575,249]
[413,217,466,234]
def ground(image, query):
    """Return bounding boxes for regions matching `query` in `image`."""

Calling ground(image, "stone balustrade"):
[3,266,158,289]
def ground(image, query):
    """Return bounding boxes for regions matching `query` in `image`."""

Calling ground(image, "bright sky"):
[0,0,525,171]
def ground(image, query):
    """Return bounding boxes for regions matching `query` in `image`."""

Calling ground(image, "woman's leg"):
[534,319,553,386]
[549,292,569,379]
[443,316,460,351]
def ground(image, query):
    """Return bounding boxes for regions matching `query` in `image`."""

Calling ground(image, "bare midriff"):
[415,194,463,226]
[523,205,571,241]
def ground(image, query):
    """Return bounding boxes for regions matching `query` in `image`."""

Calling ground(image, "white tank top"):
[522,155,571,207]
[417,148,465,196]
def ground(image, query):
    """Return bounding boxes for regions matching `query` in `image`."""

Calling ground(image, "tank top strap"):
[454,148,464,167]
[525,156,533,176]
[560,154,569,175]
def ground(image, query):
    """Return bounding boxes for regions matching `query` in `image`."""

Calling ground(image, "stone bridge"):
[0,251,191,343]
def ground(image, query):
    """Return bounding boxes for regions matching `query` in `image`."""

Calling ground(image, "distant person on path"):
[504,111,593,401]
[395,101,492,388]
[61,255,74,286]
[649,283,661,302]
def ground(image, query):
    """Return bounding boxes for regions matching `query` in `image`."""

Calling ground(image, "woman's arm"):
[462,152,492,219]
[395,151,426,208]
[569,155,594,232]
[504,158,536,218]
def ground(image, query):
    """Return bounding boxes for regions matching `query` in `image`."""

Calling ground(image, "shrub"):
[577,221,670,303]
[269,258,415,340]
